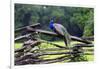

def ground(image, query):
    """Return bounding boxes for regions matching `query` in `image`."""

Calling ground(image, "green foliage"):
[15,4,94,37]
[83,10,94,36]
[70,53,88,62]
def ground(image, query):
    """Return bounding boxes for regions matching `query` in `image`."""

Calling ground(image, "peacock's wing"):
[53,24,71,47]
[53,24,65,36]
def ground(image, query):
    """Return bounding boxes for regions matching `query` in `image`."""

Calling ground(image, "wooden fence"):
[15,23,94,65]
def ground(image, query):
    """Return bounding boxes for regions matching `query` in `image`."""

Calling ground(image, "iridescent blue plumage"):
[49,20,54,30]
[49,17,55,31]
[49,17,71,48]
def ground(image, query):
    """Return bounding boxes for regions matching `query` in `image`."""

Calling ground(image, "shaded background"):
[15,4,94,38]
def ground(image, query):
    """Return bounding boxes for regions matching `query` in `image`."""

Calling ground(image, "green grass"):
[15,41,94,62]
[15,43,23,49]
[15,41,80,49]
[85,55,94,61]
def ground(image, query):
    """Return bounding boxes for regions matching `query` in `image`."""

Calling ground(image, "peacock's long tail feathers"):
[62,28,71,48]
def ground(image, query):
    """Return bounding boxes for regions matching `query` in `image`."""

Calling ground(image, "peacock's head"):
[50,16,56,23]
[49,17,55,30]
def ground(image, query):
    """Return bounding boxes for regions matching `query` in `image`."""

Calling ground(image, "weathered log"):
[15,51,80,62]
[75,44,94,47]
[37,55,70,64]
[15,55,69,65]
[31,48,93,53]
[15,41,93,54]
[15,29,92,44]
[40,40,67,48]
[15,53,32,62]
[15,39,93,53]
[30,29,92,44]
[15,34,31,41]
[31,48,69,52]
[15,23,40,33]
[15,58,41,65]
[23,39,41,47]
[15,39,41,53]
[15,52,69,61]
[70,36,92,44]
[81,36,94,41]
[15,47,93,59]
[15,52,24,58]
[15,52,93,65]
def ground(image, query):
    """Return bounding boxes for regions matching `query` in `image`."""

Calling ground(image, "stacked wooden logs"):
[15,42,93,65]
[15,23,94,65]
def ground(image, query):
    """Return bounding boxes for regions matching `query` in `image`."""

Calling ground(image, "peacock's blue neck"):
[49,20,54,30]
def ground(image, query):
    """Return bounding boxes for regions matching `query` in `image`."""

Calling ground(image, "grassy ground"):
[15,41,94,62]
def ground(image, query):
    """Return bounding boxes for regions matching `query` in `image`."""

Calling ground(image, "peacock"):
[49,17,71,48]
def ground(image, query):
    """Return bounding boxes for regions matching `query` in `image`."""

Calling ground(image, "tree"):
[15,4,94,38]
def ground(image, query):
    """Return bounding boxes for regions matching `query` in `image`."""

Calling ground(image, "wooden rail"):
[15,39,94,65]
[15,29,92,44]
[15,23,94,65]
